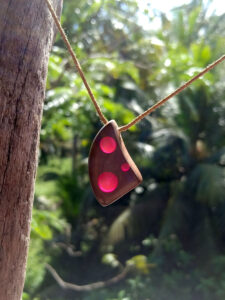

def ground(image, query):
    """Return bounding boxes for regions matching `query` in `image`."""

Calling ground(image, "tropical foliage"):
[23,0,225,299]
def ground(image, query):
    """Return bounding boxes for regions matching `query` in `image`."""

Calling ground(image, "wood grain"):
[0,1,62,299]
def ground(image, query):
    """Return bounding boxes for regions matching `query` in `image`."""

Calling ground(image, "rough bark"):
[0,0,62,299]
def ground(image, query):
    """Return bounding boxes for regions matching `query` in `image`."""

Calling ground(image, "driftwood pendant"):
[88,120,142,206]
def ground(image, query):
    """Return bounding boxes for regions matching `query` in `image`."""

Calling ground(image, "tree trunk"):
[0,0,62,299]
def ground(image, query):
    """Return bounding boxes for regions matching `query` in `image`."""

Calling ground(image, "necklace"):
[44,0,225,206]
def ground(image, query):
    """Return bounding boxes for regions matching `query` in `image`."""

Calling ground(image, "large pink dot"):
[121,163,130,172]
[98,172,118,193]
[100,137,117,154]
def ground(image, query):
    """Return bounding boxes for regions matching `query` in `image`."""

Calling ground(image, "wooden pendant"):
[88,120,142,206]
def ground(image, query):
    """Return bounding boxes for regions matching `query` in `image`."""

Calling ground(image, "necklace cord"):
[44,0,108,125]
[44,0,225,132]
[119,53,225,132]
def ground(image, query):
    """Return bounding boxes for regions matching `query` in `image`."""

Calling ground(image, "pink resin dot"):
[98,172,118,193]
[121,163,130,172]
[100,137,117,154]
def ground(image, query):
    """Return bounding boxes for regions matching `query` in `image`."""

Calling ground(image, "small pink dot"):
[121,163,130,172]
[98,172,118,193]
[100,137,117,154]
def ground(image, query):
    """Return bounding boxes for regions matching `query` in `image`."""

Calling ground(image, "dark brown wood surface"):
[89,120,142,206]
[0,1,62,299]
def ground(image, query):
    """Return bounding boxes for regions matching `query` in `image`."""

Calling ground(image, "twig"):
[52,242,82,257]
[46,263,130,292]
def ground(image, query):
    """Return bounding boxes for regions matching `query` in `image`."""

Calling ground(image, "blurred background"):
[23,0,225,299]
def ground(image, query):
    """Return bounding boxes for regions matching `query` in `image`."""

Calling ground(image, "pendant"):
[88,120,142,206]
